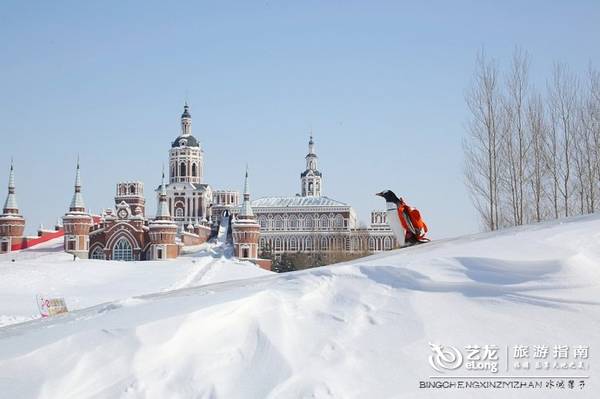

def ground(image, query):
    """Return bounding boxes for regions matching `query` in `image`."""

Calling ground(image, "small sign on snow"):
[36,295,68,317]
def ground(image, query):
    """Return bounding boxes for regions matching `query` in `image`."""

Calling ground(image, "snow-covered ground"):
[1,215,600,398]
[0,237,270,327]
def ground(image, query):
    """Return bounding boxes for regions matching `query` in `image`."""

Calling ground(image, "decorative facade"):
[0,161,25,253]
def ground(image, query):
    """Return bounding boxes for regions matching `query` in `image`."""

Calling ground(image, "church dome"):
[171,135,200,148]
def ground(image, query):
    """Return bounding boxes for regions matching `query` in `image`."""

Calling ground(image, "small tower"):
[232,167,260,260]
[0,160,26,253]
[62,159,93,258]
[115,181,145,216]
[300,134,322,196]
[148,170,179,260]
[169,103,203,184]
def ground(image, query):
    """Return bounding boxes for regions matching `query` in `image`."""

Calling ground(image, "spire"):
[155,167,171,220]
[160,165,167,196]
[8,158,15,189]
[74,155,81,187]
[243,164,249,198]
[69,158,86,212]
[239,166,254,217]
[305,134,318,170]
[3,159,19,214]
[181,103,192,136]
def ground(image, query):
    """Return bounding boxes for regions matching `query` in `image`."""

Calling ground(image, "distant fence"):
[11,228,64,251]
[9,215,102,252]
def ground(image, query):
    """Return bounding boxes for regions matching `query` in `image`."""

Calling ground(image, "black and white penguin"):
[376,189,405,246]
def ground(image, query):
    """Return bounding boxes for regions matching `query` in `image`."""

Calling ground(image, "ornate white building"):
[163,104,212,228]
[225,136,397,256]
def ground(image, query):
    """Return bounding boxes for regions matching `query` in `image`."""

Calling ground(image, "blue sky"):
[1,1,599,237]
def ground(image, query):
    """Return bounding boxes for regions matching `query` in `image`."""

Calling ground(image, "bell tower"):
[169,103,203,184]
[300,135,322,196]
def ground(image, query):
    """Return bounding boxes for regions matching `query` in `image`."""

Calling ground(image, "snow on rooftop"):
[251,195,349,208]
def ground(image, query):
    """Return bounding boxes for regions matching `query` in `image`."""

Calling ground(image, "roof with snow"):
[69,163,86,211]
[250,196,348,208]
[3,176,18,213]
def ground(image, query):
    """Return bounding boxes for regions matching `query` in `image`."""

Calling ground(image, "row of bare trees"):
[464,48,600,231]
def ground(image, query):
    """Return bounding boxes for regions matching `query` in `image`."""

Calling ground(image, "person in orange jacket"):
[376,190,429,245]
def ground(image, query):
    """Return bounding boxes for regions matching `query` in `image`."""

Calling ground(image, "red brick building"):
[88,174,182,261]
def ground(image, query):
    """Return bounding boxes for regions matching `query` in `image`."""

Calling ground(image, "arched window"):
[192,163,197,177]
[258,216,268,229]
[129,185,136,194]
[289,215,298,230]
[320,237,328,250]
[175,208,184,218]
[289,237,297,251]
[305,217,313,230]
[305,237,313,250]
[335,214,344,228]
[308,182,313,192]
[320,215,329,229]
[113,238,133,261]
[274,238,282,251]
[180,162,186,177]
[274,216,284,231]
[384,237,392,250]
[368,237,375,251]
[90,246,104,260]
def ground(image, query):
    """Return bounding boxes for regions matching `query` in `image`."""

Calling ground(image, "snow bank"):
[1,215,600,398]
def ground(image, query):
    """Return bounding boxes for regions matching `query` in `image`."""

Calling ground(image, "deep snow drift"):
[1,215,600,398]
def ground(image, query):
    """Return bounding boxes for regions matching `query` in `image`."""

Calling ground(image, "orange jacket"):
[397,203,428,238]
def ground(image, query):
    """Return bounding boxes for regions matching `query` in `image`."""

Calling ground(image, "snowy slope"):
[1,215,600,398]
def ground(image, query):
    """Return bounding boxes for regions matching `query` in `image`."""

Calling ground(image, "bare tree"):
[526,91,547,222]
[500,48,530,225]
[464,49,503,231]
[547,63,579,217]
[576,65,600,213]
[465,51,599,230]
